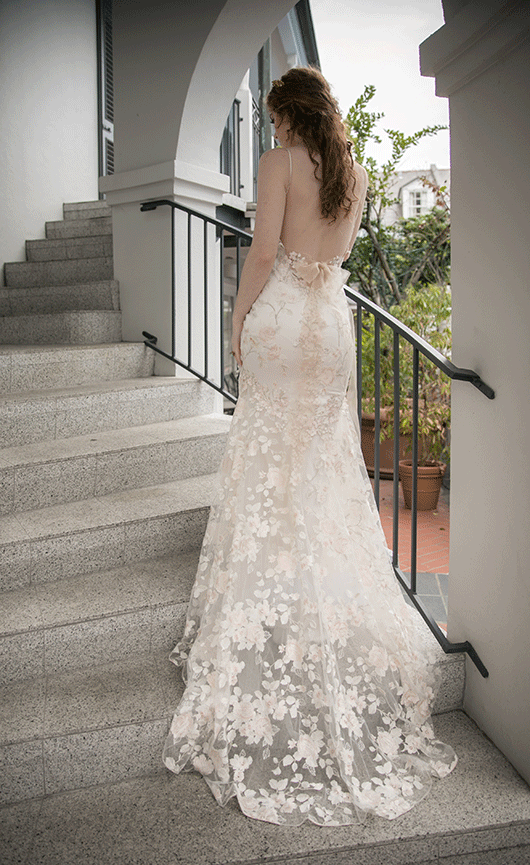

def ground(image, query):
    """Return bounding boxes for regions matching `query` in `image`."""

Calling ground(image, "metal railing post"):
[392,331,400,569]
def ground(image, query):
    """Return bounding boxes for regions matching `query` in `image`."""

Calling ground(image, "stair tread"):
[1,710,530,864]
[0,473,217,544]
[0,652,181,747]
[1,310,120,322]
[64,200,112,211]
[5,255,112,268]
[0,341,136,357]
[25,236,112,263]
[0,374,206,404]
[0,415,230,469]
[0,279,118,293]
[0,309,122,345]
[0,282,120,316]
[0,568,459,737]
[0,553,198,641]
[4,257,114,288]
[0,561,457,682]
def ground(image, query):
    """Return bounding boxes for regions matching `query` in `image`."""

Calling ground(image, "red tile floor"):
[372,478,450,628]
[374,479,450,574]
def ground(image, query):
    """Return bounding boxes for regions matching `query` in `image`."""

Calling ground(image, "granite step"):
[0,414,230,515]
[0,343,154,395]
[4,257,113,288]
[0,550,464,712]
[4,709,529,865]
[63,201,112,221]
[0,552,199,683]
[25,235,112,262]
[0,472,217,593]
[0,376,215,447]
[0,656,467,809]
[0,310,122,345]
[0,650,182,805]
[0,280,120,316]
[45,215,112,240]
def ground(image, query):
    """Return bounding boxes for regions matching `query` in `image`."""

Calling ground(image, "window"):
[409,190,426,216]
[220,100,242,197]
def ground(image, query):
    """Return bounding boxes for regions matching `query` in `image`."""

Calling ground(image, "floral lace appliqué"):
[163,245,457,825]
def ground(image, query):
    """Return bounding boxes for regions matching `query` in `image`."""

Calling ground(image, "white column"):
[420,0,530,782]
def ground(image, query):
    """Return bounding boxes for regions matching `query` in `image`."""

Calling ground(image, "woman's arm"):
[231,148,290,365]
[343,163,369,261]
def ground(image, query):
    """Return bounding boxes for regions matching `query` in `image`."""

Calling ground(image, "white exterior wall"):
[0,0,99,284]
[421,1,530,783]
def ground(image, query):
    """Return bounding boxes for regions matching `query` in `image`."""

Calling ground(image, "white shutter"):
[97,0,114,177]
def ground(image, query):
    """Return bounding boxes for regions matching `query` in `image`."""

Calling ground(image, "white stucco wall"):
[0,0,99,284]
[422,2,530,782]
[449,37,530,783]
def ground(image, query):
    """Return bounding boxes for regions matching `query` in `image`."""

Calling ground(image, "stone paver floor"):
[373,478,450,629]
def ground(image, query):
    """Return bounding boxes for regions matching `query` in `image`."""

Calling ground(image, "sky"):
[310,0,449,170]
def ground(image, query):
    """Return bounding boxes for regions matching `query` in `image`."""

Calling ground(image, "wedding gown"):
[163,241,457,825]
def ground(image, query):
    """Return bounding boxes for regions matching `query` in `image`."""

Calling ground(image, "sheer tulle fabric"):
[163,245,457,825]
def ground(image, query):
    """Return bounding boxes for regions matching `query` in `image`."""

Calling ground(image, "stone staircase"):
[1,203,529,864]
[0,200,229,793]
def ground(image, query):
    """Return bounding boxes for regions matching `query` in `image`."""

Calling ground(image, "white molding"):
[222,193,248,212]
[99,159,229,208]
[420,0,530,96]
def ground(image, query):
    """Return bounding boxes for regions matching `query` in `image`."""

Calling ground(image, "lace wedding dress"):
[163,242,457,825]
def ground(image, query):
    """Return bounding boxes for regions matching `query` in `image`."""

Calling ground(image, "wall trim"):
[99,159,229,207]
[420,0,530,95]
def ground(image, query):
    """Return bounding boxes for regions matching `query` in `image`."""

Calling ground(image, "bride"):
[163,67,457,825]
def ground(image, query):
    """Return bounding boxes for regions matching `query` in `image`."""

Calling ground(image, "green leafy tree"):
[344,85,450,309]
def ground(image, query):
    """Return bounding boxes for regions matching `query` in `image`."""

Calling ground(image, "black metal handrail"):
[141,197,494,677]
[140,198,253,404]
[345,286,493,678]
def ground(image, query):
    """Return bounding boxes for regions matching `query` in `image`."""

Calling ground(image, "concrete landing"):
[1,712,529,865]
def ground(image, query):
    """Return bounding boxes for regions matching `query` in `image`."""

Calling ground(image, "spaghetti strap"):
[285,148,292,192]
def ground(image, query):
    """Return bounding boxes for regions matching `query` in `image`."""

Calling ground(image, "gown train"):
[162,243,457,825]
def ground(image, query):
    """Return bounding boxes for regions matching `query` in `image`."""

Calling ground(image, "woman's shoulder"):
[353,160,368,182]
[352,161,369,197]
[258,148,292,190]
[259,147,290,167]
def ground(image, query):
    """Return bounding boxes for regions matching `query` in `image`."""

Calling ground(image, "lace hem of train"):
[162,248,457,825]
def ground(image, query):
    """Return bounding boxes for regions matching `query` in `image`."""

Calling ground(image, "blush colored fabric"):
[163,244,457,825]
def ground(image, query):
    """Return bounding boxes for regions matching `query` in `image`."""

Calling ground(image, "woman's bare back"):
[280,146,367,263]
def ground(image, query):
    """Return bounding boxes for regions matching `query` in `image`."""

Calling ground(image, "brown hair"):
[267,67,355,222]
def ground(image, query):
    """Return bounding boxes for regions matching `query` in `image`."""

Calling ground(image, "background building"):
[382,164,450,225]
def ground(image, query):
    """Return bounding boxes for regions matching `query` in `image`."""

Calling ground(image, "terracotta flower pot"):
[399,459,446,511]
[361,409,412,480]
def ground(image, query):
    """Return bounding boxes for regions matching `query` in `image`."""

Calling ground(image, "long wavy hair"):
[266,67,356,222]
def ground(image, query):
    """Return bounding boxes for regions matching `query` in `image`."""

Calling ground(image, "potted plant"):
[357,283,451,508]
[358,312,413,479]
[391,284,452,510]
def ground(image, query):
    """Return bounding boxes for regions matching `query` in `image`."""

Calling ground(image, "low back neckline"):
[280,146,354,266]
[278,241,344,268]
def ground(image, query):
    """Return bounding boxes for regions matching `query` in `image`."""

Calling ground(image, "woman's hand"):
[231,318,243,367]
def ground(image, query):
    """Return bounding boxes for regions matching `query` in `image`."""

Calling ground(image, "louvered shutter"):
[97,0,114,178]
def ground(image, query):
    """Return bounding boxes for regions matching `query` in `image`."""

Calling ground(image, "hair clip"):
[271,79,284,88]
